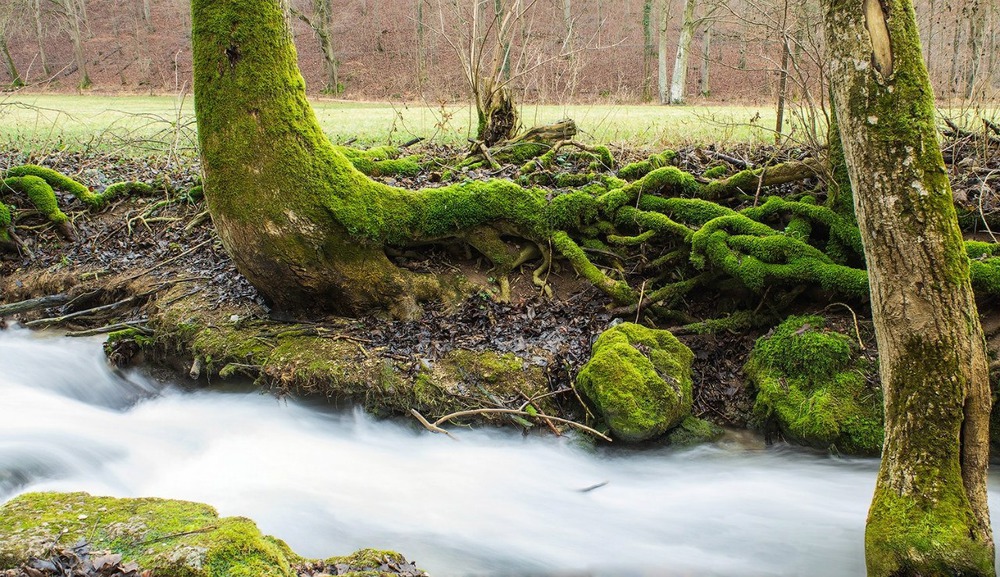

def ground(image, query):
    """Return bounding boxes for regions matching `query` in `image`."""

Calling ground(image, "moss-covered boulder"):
[746,315,883,455]
[576,323,694,442]
[0,492,419,577]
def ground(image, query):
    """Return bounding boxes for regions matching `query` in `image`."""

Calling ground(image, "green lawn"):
[1,93,796,156]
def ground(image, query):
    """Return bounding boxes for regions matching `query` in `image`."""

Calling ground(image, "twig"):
[65,321,151,337]
[135,526,217,546]
[410,409,457,440]
[123,237,213,281]
[823,302,865,350]
[428,408,612,442]
[24,297,138,327]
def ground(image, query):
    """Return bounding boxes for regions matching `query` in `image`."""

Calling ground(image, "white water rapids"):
[3,326,998,576]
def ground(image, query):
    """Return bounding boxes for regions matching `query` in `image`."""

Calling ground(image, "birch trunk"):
[822,0,995,571]
[669,0,696,104]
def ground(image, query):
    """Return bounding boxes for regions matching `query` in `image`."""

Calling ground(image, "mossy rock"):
[0,493,419,577]
[576,323,694,442]
[746,315,883,455]
[665,416,725,447]
[0,492,299,576]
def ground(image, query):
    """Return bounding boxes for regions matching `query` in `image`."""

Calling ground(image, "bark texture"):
[823,0,995,572]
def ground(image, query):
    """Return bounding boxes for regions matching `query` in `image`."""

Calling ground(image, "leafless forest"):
[0,0,998,105]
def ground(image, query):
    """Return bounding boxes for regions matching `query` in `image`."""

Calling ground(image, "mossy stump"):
[576,323,694,442]
[746,315,883,455]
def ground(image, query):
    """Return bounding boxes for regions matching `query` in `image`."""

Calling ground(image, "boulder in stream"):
[576,323,694,442]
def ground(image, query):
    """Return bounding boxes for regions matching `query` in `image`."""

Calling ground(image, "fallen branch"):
[0,294,69,316]
[413,407,612,442]
[66,321,151,338]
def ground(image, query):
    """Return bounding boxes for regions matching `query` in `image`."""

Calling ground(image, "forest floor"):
[0,131,998,440]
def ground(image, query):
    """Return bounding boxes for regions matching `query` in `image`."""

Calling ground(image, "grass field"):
[3,93,996,158]
[0,93,795,156]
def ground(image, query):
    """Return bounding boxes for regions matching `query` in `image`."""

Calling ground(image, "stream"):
[2,326,995,576]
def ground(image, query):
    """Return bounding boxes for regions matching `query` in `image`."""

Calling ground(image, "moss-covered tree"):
[822,0,995,572]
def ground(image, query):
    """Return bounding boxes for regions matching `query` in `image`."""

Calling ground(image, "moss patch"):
[0,492,297,576]
[576,323,694,442]
[746,315,883,454]
[665,416,725,447]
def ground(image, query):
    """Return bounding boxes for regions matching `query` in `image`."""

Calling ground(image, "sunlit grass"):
[1,93,795,157]
[1,93,995,158]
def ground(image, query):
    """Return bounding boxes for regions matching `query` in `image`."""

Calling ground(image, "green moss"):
[702,165,728,179]
[866,487,995,577]
[746,315,882,454]
[552,231,635,303]
[2,175,70,225]
[0,202,10,243]
[321,549,407,577]
[618,150,676,181]
[665,416,724,447]
[0,492,295,576]
[689,213,869,298]
[576,323,694,442]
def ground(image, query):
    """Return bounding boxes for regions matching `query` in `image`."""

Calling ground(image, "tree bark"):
[642,0,654,101]
[657,0,673,104]
[699,22,711,97]
[0,32,22,87]
[30,0,48,74]
[60,0,90,88]
[669,0,696,104]
[822,0,996,572]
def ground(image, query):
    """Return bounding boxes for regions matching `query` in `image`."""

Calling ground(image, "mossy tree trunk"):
[192,0,560,318]
[822,0,995,573]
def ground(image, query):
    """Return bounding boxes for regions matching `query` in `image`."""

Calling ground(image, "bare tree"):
[0,0,24,87]
[294,0,340,94]
[48,0,91,88]
[29,0,48,75]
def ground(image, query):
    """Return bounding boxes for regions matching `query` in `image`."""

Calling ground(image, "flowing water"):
[1,326,993,576]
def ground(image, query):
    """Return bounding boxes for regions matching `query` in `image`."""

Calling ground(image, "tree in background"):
[0,1,24,87]
[822,0,995,571]
[293,0,340,94]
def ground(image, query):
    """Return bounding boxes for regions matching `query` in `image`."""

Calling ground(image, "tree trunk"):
[822,0,995,572]
[642,0,654,101]
[0,32,22,87]
[310,0,339,94]
[657,0,673,104]
[31,0,48,75]
[669,0,696,104]
[699,22,711,97]
[192,0,555,317]
[775,0,791,144]
[949,16,962,94]
[141,0,152,29]
[965,0,984,99]
[59,0,90,89]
